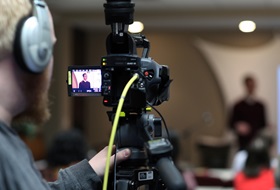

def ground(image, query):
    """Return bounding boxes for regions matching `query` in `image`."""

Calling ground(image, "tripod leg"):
[116,179,130,190]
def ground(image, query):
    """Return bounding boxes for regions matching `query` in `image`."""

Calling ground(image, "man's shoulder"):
[233,98,246,106]
[0,124,28,159]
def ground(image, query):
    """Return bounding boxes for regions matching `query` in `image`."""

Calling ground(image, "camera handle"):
[146,139,187,190]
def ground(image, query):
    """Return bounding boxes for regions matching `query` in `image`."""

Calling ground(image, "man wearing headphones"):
[0,0,131,189]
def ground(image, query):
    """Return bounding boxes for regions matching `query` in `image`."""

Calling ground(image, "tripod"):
[107,111,187,190]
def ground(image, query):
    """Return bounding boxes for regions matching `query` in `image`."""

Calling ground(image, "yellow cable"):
[102,73,139,190]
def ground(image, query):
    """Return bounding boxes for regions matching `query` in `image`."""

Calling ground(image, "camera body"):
[101,54,169,109]
[67,53,170,110]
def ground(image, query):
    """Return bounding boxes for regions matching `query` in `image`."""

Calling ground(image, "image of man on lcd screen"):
[79,73,91,91]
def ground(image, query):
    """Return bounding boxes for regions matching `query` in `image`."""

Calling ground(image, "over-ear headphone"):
[13,0,53,73]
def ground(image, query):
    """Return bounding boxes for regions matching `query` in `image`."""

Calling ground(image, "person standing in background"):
[229,75,267,150]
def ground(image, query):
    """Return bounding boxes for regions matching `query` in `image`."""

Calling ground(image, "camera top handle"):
[104,0,134,26]
[104,1,136,55]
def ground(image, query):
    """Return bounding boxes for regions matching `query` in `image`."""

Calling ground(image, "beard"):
[12,66,52,127]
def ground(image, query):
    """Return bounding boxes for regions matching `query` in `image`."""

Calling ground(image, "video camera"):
[67,0,186,189]
[67,1,171,111]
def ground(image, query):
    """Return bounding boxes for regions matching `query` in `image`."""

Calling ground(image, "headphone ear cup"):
[13,1,53,74]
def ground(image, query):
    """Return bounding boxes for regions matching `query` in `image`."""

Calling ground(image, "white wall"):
[195,34,280,132]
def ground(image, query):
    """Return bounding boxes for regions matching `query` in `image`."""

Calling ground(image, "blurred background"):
[24,0,280,188]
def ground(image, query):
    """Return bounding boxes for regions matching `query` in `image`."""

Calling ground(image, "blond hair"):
[0,0,32,59]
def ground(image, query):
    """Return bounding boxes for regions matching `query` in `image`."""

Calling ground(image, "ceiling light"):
[239,20,256,33]
[128,21,144,33]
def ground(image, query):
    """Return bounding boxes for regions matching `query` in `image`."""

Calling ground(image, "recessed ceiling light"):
[128,21,144,33]
[239,20,256,33]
